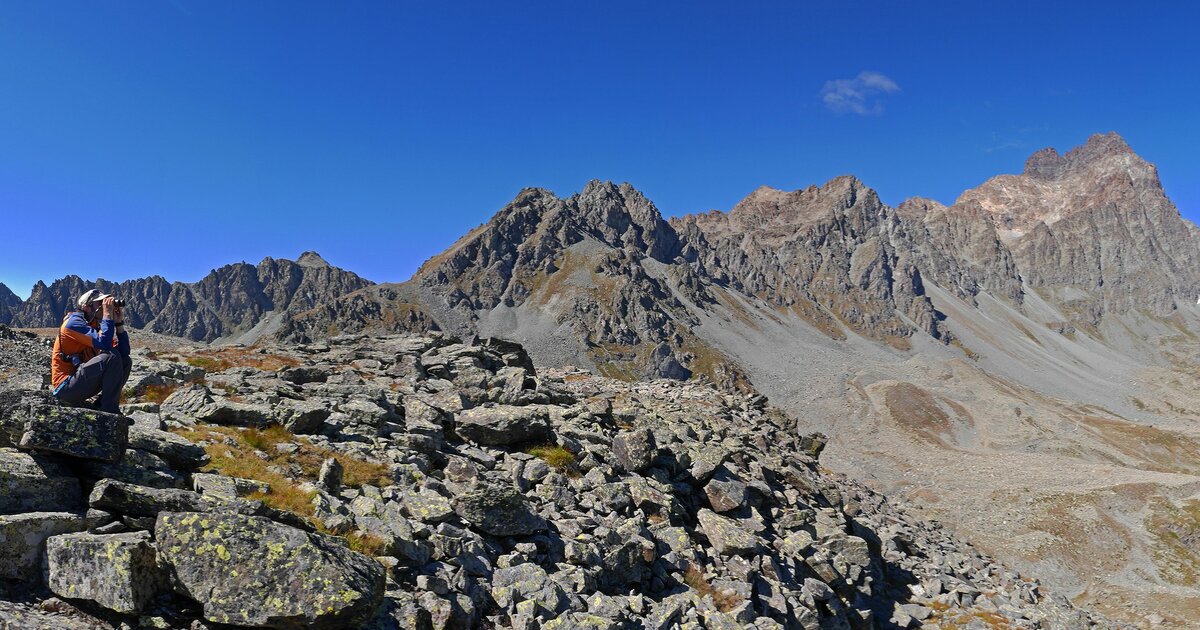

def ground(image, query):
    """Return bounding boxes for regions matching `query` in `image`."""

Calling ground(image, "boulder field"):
[0,332,1115,628]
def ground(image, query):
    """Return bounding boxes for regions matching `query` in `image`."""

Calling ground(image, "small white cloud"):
[820,71,900,115]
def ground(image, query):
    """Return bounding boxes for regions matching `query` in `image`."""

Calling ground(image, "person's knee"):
[100,352,124,373]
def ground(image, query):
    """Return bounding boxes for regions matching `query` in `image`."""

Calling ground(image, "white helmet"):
[76,289,111,309]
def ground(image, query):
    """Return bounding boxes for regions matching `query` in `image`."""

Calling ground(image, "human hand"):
[102,297,115,320]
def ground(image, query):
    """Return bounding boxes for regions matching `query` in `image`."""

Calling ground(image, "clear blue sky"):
[2,2,1198,298]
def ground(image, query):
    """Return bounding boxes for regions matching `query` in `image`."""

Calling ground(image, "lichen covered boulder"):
[155,511,385,629]
[452,485,548,536]
[46,530,164,613]
[17,404,128,463]
[0,512,88,580]
[0,448,82,514]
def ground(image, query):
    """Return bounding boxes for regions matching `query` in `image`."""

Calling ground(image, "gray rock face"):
[192,473,269,500]
[0,512,88,580]
[317,457,343,492]
[0,448,82,514]
[277,398,331,434]
[155,511,385,629]
[956,132,1200,321]
[89,479,216,517]
[452,486,548,536]
[46,530,164,614]
[17,405,128,463]
[491,563,570,615]
[454,405,551,446]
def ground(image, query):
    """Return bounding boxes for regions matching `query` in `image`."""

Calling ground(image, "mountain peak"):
[296,251,330,267]
[1024,132,1135,180]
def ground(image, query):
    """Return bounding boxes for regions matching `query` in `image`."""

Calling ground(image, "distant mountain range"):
[280,133,1200,385]
[7,133,1200,617]
[0,251,370,342]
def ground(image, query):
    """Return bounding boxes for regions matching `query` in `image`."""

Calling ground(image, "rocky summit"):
[0,329,1113,629]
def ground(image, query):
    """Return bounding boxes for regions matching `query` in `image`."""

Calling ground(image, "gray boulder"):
[79,448,186,489]
[696,509,758,557]
[18,404,128,463]
[160,385,270,426]
[703,465,748,513]
[453,486,547,536]
[89,478,216,516]
[276,398,331,434]
[0,448,83,514]
[491,562,570,614]
[192,472,270,500]
[454,405,551,446]
[611,427,657,473]
[0,511,89,580]
[46,530,164,614]
[156,511,385,629]
[127,425,209,469]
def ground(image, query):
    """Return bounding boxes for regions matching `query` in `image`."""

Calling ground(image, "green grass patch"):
[526,444,580,477]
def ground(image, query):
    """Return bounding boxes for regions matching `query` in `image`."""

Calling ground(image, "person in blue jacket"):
[50,289,132,414]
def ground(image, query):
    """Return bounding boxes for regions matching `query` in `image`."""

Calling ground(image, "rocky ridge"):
[0,252,371,343]
[278,134,1200,382]
[0,330,1112,629]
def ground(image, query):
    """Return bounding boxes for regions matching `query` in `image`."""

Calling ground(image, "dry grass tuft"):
[138,383,181,404]
[526,444,580,477]
[682,564,742,612]
[171,424,392,519]
[172,347,302,374]
[342,531,391,557]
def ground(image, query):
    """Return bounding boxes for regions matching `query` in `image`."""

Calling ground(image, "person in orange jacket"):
[50,289,132,414]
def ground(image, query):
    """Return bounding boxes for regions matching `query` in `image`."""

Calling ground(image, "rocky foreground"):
[0,328,1114,628]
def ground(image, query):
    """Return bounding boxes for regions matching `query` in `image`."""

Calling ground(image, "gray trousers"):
[56,352,132,415]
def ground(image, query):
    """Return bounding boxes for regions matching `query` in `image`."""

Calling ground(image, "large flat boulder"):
[47,530,165,614]
[156,511,385,629]
[0,448,83,514]
[89,478,313,530]
[89,478,217,516]
[17,404,128,463]
[454,405,551,446]
[127,425,209,469]
[452,485,547,536]
[160,385,271,427]
[79,449,187,489]
[0,512,89,580]
[0,390,55,448]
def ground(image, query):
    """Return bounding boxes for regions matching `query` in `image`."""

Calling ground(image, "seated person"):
[50,290,131,414]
